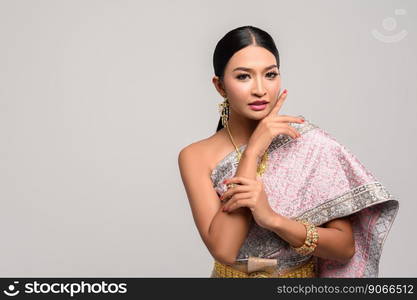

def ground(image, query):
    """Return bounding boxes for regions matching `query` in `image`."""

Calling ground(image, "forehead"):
[226,46,276,71]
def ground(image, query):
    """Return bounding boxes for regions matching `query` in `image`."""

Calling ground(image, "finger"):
[287,126,301,139]
[225,199,253,213]
[272,115,305,124]
[224,176,253,186]
[284,124,301,138]
[271,124,300,139]
[270,124,299,139]
[221,185,251,201]
[223,192,252,210]
[268,89,288,117]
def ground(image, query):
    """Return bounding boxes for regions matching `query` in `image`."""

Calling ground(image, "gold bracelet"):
[291,219,319,256]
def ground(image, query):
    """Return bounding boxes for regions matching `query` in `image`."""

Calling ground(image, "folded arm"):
[178,144,257,265]
[266,215,355,264]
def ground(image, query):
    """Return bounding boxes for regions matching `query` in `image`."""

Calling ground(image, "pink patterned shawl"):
[210,115,399,277]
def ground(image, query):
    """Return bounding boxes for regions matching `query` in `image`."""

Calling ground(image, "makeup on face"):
[248,103,267,111]
[248,100,268,111]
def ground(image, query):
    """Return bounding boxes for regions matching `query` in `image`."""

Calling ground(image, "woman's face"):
[219,45,281,121]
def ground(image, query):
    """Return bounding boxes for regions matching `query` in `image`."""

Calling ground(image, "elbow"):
[211,248,236,266]
[338,243,356,264]
[347,239,356,260]
[217,255,237,266]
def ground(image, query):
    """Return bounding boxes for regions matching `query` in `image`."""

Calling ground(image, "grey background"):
[0,0,415,277]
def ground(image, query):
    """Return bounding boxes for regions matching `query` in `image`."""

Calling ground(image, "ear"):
[212,76,226,97]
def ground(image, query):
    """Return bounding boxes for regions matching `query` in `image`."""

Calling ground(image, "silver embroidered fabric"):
[210,115,399,277]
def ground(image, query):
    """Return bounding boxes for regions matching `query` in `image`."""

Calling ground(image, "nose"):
[252,76,267,96]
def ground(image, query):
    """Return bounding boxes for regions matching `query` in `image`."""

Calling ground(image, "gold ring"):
[226,183,237,189]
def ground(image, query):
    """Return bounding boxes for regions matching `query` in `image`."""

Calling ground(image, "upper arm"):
[322,216,355,258]
[178,144,223,256]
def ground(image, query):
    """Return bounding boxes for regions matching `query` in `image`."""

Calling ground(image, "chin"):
[248,108,269,116]
[246,113,267,121]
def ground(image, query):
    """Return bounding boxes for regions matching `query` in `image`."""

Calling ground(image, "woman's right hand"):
[246,89,305,159]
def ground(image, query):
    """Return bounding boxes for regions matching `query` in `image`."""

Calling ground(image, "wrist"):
[265,212,284,231]
[243,147,261,159]
[235,147,262,180]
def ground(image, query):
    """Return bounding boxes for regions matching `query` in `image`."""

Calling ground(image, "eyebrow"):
[232,64,278,72]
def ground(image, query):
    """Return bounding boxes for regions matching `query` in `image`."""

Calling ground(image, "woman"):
[178,25,399,278]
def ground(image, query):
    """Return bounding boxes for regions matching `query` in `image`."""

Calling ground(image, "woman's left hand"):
[221,175,277,229]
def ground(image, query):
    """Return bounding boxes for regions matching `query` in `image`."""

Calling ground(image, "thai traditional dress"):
[209,115,399,278]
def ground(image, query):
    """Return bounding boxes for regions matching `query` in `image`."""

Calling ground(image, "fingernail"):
[283,89,287,94]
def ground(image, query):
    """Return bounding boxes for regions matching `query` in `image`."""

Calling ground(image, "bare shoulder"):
[177,130,230,257]
[178,130,226,174]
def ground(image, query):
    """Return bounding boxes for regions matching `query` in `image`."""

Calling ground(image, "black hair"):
[213,25,280,132]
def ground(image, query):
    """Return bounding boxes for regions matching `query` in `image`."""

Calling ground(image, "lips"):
[248,100,268,111]
[249,100,269,105]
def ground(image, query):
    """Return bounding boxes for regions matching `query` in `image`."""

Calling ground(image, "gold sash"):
[211,256,316,278]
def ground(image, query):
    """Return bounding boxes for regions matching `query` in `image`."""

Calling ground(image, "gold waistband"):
[213,257,316,278]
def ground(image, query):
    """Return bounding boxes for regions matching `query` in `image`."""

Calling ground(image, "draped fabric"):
[210,115,399,277]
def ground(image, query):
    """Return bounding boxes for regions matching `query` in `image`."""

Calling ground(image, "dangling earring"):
[218,97,229,127]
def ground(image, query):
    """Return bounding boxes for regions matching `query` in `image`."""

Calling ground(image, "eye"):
[236,71,280,81]
[266,71,279,79]
[236,73,249,80]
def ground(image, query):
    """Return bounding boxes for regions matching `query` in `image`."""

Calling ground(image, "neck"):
[226,110,259,147]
